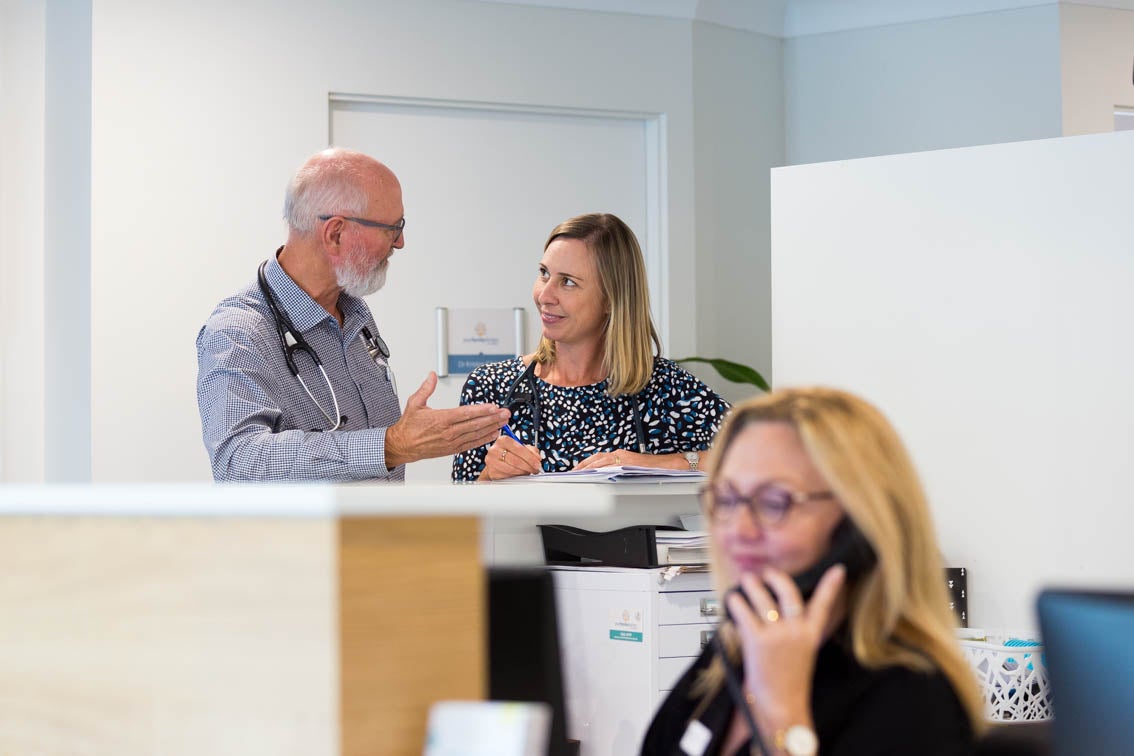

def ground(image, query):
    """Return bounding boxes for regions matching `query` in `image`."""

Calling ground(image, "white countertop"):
[0,481,623,518]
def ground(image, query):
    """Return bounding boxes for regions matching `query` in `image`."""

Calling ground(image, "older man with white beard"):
[196,148,508,481]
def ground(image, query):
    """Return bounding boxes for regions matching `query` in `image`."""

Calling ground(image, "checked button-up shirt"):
[196,253,404,481]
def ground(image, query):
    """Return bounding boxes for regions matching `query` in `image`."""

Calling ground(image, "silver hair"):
[283,151,369,233]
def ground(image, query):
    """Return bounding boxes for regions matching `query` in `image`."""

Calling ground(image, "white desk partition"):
[0,482,613,756]
[771,130,1134,631]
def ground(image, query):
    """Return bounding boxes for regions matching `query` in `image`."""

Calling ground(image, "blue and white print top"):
[451,356,730,482]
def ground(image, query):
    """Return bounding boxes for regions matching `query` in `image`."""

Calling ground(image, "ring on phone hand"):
[765,608,780,623]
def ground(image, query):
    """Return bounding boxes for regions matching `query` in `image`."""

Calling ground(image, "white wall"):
[783,4,1064,165]
[0,0,47,483]
[88,0,703,481]
[1060,3,1134,135]
[692,21,784,404]
[772,130,1134,630]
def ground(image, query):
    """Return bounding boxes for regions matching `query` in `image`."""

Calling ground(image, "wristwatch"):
[684,451,700,471]
[774,725,818,756]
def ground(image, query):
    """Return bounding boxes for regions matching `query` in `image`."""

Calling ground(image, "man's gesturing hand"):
[384,372,510,469]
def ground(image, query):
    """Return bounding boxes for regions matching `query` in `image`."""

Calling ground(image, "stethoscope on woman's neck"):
[257,260,393,432]
[503,357,647,452]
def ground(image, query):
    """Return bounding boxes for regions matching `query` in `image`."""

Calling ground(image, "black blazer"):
[641,633,976,756]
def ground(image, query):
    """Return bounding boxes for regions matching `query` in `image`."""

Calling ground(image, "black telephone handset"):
[724,517,877,623]
[790,516,877,601]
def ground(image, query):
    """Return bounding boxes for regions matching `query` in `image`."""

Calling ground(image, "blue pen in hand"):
[501,423,545,474]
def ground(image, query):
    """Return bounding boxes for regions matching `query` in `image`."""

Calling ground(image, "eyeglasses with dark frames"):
[318,214,405,241]
[698,482,836,528]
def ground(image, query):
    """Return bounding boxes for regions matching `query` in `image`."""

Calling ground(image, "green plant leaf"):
[674,357,770,392]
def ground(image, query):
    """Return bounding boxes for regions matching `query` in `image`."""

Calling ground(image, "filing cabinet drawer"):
[656,571,714,593]
[658,655,696,691]
[658,590,721,625]
[658,622,718,658]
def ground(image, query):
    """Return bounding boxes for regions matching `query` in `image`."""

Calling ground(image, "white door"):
[331,96,661,481]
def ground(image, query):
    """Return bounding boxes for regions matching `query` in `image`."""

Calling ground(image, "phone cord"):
[716,633,769,756]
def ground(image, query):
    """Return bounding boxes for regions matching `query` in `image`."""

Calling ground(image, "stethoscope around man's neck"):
[257,260,393,432]
[503,358,647,452]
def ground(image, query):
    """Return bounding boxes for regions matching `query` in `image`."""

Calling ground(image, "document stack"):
[654,529,710,565]
[517,465,706,483]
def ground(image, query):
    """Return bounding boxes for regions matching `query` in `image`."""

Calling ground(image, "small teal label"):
[610,630,643,643]
[448,354,513,374]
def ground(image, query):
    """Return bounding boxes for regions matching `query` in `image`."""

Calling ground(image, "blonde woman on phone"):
[641,387,984,756]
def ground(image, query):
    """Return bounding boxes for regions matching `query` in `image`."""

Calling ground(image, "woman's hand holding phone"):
[725,564,846,742]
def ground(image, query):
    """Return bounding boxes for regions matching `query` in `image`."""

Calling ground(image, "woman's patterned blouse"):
[451,356,731,481]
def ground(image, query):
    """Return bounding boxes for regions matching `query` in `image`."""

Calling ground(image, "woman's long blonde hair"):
[532,213,661,396]
[696,387,986,733]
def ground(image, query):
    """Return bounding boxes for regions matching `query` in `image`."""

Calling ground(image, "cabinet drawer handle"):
[700,630,714,649]
[699,597,720,617]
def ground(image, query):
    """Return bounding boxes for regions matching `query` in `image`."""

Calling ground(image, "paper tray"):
[539,523,685,568]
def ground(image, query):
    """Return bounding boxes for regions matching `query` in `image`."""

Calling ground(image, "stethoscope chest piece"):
[361,326,396,396]
[361,326,390,361]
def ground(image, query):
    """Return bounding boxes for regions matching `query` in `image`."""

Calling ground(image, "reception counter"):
[0,483,616,756]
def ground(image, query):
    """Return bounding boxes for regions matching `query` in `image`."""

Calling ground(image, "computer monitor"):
[488,567,575,756]
[1036,588,1134,756]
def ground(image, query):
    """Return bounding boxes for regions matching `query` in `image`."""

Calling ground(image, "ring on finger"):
[765,608,780,623]
[501,449,508,462]
[614,456,622,465]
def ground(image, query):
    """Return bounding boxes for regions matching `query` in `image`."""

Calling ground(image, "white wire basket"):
[957,629,1052,721]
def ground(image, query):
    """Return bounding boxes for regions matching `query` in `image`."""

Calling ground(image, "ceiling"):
[474,0,1134,37]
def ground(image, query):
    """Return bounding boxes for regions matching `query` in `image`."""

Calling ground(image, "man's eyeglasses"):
[698,483,836,528]
[318,214,405,241]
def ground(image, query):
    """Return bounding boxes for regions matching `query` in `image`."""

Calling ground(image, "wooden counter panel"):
[338,516,484,756]
[0,517,337,755]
